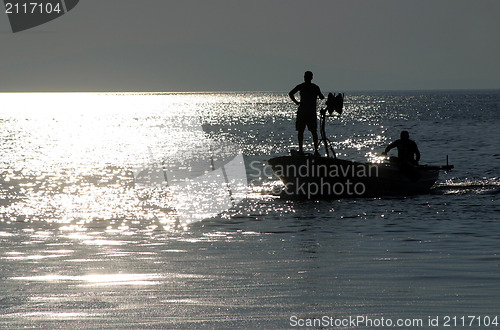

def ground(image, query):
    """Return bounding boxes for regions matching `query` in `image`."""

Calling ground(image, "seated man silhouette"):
[289,71,325,156]
[381,131,421,165]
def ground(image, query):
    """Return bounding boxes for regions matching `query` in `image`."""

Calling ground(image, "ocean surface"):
[0,91,499,329]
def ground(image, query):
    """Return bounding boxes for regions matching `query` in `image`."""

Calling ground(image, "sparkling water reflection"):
[1,91,499,328]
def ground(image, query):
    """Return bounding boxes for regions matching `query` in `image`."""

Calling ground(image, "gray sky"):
[1,0,499,92]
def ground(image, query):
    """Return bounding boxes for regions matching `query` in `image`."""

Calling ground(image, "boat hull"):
[268,155,440,198]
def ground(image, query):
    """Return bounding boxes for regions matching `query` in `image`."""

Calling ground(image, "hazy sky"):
[1,0,499,92]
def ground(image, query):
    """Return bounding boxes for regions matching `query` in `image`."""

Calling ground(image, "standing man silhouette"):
[289,71,325,156]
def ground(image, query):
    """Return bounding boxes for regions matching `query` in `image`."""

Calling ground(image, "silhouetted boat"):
[268,153,453,198]
[268,93,453,198]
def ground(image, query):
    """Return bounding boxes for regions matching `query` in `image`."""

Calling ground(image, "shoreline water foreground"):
[1,91,499,328]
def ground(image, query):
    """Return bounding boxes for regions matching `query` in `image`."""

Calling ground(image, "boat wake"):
[432,178,500,195]
[258,176,500,198]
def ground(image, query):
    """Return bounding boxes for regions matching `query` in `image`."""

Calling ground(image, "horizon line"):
[1,88,500,94]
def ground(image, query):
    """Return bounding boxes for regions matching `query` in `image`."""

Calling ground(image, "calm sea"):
[0,91,499,328]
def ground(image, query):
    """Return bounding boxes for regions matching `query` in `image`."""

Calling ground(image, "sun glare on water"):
[0,92,249,230]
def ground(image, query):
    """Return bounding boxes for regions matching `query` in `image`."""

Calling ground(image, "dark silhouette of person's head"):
[400,130,410,140]
[304,71,313,83]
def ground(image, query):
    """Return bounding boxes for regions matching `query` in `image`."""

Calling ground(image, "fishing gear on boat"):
[317,92,344,158]
[325,92,344,116]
